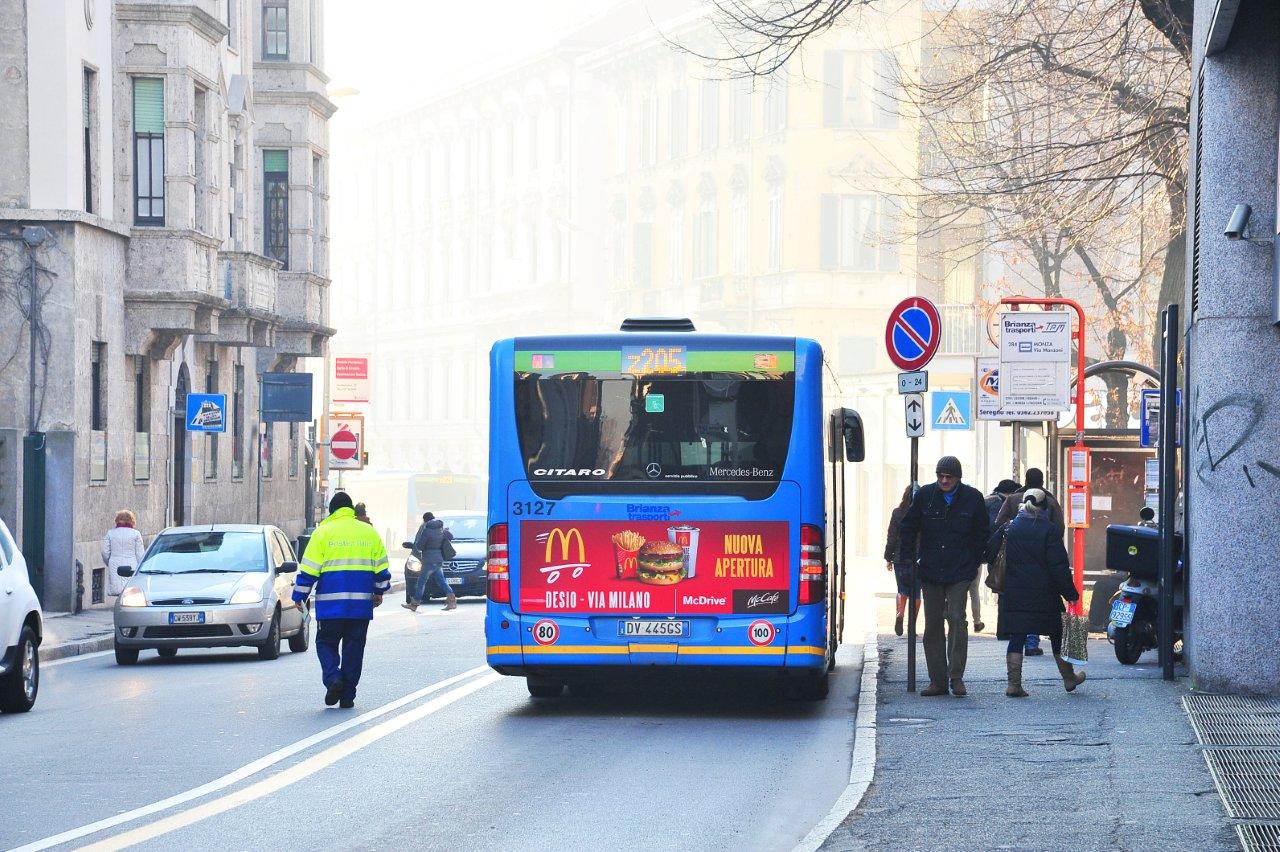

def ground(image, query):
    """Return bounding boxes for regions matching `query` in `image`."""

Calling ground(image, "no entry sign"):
[328,414,364,470]
[885,297,941,372]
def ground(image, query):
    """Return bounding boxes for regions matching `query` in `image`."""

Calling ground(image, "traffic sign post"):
[885,296,940,694]
[328,414,364,472]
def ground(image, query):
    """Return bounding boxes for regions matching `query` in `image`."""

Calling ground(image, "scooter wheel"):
[1113,625,1144,665]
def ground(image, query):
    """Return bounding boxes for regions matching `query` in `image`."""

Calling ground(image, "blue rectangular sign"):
[1140,388,1181,448]
[261,372,314,423]
[185,393,227,433]
[930,390,972,431]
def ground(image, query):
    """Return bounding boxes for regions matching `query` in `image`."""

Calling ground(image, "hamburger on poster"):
[636,539,686,585]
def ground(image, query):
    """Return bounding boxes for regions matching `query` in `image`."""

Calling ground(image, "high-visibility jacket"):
[293,507,391,620]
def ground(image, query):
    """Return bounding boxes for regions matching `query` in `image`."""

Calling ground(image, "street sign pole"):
[1157,305,1179,681]
[887,298,940,696]
[256,374,264,525]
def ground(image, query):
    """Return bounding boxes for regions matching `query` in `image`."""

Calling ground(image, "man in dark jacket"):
[898,456,990,696]
[993,468,1064,655]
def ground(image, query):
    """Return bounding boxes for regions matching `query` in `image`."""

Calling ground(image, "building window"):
[633,222,652,288]
[263,0,288,60]
[820,194,901,272]
[763,70,788,134]
[669,87,687,158]
[528,113,539,172]
[731,79,752,143]
[205,358,218,479]
[90,342,106,431]
[731,197,748,274]
[232,363,244,478]
[312,153,323,274]
[639,93,657,167]
[694,200,718,278]
[613,98,628,173]
[288,421,299,478]
[264,149,289,267]
[133,356,151,482]
[554,104,566,164]
[767,190,783,272]
[83,68,95,213]
[700,79,719,151]
[132,77,165,225]
[823,51,900,129]
[262,424,273,480]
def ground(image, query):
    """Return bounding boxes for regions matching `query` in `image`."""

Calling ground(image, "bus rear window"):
[514,372,794,498]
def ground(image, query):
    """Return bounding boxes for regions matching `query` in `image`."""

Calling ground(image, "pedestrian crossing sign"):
[930,390,972,431]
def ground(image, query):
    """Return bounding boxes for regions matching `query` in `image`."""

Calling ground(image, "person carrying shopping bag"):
[988,488,1086,697]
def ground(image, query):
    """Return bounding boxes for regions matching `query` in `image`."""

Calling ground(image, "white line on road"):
[77,671,502,851]
[792,629,880,852]
[42,651,114,669]
[11,665,494,852]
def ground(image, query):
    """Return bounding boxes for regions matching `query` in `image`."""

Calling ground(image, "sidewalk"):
[821,594,1237,851]
[37,560,406,662]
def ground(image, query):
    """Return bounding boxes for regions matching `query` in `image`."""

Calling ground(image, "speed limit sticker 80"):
[532,619,560,646]
[748,620,776,647]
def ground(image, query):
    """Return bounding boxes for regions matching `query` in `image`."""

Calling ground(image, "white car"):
[0,518,42,713]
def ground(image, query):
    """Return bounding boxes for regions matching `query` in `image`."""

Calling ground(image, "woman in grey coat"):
[403,512,456,612]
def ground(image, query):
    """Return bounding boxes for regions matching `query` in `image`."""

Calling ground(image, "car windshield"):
[141,531,267,574]
[441,516,485,540]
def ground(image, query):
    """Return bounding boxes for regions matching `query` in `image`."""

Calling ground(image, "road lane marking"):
[42,651,113,669]
[792,629,880,852]
[12,665,493,852]
[78,672,503,851]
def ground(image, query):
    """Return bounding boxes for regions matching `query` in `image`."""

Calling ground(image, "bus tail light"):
[487,523,510,604]
[799,524,827,606]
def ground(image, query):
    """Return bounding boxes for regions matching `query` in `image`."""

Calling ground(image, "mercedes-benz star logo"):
[645,462,662,479]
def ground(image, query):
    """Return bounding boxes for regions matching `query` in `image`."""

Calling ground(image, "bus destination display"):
[622,345,686,375]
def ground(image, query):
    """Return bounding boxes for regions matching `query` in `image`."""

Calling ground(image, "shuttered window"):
[133,78,164,224]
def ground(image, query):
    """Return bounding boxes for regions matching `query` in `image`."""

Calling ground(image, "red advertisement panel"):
[518,521,791,615]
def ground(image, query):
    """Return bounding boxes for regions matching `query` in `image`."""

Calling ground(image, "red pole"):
[999,297,1087,615]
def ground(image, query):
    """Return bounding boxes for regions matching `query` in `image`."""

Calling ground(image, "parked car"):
[113,524,310,665]
[403,511,488,601]
[0,517,42,713]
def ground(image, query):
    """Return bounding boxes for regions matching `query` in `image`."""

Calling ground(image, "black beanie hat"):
[329,491,354,514]
[994,478,1020,495]
[936,456,963,479]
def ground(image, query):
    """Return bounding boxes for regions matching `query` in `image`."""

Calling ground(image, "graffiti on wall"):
[1191,388,1280,488]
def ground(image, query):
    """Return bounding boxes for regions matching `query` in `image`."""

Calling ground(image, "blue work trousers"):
[316,618,370,702]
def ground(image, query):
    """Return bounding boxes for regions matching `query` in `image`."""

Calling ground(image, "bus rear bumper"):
[484,604,828,673]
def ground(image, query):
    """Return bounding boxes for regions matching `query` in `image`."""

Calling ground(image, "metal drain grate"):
[1238,823,1280,852]
[1185,694,1280,717]
[1189,714,1280,747]
[1204,751,1280,820]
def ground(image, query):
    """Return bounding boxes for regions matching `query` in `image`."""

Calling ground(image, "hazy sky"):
[324,0,625,124]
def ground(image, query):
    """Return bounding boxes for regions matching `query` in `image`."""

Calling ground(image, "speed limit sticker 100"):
[532,619,560,646]
[748,620,776,647]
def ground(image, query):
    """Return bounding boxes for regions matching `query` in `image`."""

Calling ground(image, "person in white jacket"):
[102,510,147,598]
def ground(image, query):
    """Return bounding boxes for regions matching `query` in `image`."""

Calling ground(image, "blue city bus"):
[484,319,865,699]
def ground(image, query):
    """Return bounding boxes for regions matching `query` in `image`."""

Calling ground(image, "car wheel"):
[526,676,565,698]
[793,670,830,701]
[114,645,139,666]
[0,625,39,713]
[157,648,178,659]
[257,610,281,660]
[288,609,311,653]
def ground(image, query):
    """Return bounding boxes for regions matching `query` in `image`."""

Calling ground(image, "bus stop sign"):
[885,297,941,372]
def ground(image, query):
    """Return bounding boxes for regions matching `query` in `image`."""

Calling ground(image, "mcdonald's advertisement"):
[518,521,791,615]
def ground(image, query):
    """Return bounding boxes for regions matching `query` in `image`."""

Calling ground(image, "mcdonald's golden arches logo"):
[544,527,586,565]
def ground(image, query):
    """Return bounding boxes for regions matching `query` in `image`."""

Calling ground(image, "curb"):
[793,629,881,852]
[38,579,408,663]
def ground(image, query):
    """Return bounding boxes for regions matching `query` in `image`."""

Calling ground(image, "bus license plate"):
[445,577,464,586]
[619,620,687,638]
[1110,601,1136,627]
[169,612,205,625]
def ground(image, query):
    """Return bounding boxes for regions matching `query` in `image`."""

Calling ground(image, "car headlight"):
[119,587,147,607]
[229,586,264,605]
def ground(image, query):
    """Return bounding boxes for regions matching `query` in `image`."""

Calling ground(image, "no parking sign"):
[885,297,941,372]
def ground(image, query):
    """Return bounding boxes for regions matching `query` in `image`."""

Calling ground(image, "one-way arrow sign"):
[904,393,925,438]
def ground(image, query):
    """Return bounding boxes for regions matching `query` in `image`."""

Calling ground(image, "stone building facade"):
[0,0,333,611]
[1185,0,1280,695]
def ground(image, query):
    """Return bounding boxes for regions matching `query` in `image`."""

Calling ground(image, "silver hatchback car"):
[112,524,310,665]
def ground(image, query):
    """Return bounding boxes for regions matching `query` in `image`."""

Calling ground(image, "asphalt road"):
[1,600,864,851]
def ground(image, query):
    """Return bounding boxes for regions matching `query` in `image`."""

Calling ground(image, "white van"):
[0,518,42,712]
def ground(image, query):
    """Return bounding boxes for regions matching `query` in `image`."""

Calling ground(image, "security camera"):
[1224,203,1252,240]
